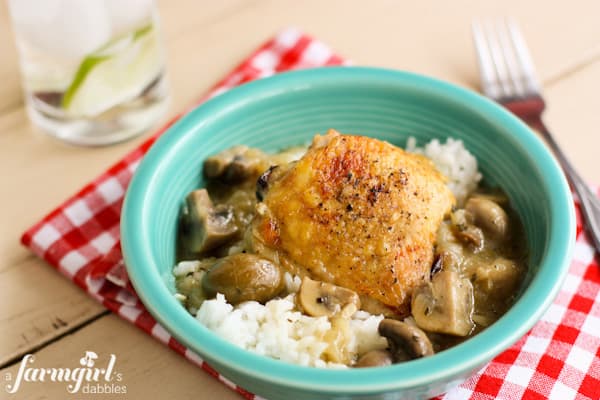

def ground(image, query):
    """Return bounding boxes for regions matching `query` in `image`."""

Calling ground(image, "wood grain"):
[544,61,600,185]
[1,0,600,399]
[0,1,21,113]
[0,315,240,400]
[0,257,107,367]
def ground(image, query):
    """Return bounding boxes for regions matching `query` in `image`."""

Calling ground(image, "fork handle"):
[535,120,600,255]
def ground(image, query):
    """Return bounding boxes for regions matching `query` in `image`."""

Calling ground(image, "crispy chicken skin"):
[251,130,455,315]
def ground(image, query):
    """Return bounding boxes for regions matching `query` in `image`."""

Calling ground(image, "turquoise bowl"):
[121,67,575,399]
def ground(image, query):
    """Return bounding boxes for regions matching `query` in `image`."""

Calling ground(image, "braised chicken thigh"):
[250,130,455,315]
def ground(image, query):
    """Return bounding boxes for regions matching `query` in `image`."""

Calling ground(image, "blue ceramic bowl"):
[121,67,575,399]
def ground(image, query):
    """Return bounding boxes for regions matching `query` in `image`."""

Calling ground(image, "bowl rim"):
[121,66,575,394]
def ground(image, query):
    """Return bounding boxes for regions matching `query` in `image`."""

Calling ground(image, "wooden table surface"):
[2,1,599,399]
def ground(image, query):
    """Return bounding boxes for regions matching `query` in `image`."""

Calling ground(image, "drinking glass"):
[7,0,169,145]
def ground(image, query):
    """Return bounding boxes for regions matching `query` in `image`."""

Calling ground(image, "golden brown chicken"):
[250,130,455,315]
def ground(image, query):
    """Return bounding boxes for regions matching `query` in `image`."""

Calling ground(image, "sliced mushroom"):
[438,249,462,271]
[431,249,463,279]
[202,253,284,304]
[465,197,509,239]
[204,146,266,182]
[434,222,465,272]
[378,319,434,361]
[298,277,361,317]
[450,209,484,250]
[473,257,522,299]
[450,208,470,228]
[182,189,239,254]
[411,270,475,336]
[457,225,484,249]
[354,349,393,368]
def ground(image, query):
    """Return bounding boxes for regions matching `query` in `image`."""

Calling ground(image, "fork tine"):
[483,20,513,99]
[472,20,501,99]
[495,18,526,97]
[506,18,542,95]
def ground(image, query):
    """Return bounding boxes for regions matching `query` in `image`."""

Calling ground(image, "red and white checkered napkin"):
[20,28,600,400]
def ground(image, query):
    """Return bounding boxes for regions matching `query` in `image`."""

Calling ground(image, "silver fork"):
[472,18,600,255]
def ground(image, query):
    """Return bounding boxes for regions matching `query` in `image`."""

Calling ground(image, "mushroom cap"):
[378,319,433,360]
[465,197,509,239]
[354,349,393,368]
[202,253,284,304]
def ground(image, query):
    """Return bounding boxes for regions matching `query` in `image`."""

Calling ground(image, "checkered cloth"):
[20,28,599,400]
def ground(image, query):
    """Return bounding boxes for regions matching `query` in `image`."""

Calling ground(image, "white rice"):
[196,292,386,368]
[180,137,482,368]
[173,260,201,276]
[406,137,481,205]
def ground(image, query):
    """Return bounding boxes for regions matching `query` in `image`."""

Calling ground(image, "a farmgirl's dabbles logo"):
[4,351,126,394]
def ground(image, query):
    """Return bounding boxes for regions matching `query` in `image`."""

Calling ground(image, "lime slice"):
[62,24,162,117]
